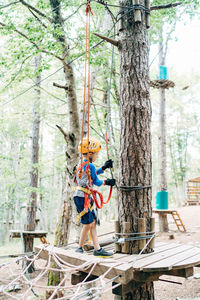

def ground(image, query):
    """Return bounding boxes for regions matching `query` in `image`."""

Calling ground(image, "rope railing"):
[0,230,156,300]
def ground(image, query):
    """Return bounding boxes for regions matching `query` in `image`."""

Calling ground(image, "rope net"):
[0,245,120,300]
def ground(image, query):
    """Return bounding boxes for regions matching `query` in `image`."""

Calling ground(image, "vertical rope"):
[79,2,93,179]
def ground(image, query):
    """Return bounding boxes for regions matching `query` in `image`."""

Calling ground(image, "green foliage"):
[0,0,199,245]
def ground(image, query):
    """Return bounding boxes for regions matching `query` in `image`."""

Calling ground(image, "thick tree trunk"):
[118,1,154,299]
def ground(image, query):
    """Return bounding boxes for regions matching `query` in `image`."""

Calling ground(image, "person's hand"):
[102,159,113,171]
[104,178,116,186]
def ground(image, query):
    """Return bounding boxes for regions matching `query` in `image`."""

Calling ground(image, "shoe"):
[93,248,113,257]
[75,247,84,253]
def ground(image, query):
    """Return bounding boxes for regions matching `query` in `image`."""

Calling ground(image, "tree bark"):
[158,26,167,190]
[118,0,154,299]
[48,0,80,249]
[47,0,80,288]
[25,54,41,236]
[24,54,41,273]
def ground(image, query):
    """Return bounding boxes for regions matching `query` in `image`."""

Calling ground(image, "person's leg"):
[89,221,100,250]
[79,224,91,248]
[90,221,113,257]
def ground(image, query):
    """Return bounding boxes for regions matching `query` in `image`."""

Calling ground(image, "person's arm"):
[90,163,103,187]
[96,167,104,175]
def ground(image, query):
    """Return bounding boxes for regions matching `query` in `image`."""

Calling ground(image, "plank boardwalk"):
[35,242,200,284]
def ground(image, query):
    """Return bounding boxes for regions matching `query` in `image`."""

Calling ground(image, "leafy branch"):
[19,0,54,23]
[0,1,20,10]
[0,21,63,61]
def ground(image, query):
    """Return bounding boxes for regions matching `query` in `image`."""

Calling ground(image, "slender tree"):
[25,54,41,239]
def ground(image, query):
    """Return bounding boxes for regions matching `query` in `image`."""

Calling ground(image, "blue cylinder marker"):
[159,65,168,80]
[156,191,168,209]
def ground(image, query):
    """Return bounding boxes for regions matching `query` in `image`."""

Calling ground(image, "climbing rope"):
[80,1,93,173]
[75,1,113,213]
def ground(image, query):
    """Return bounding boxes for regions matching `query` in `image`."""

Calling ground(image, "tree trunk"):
[118,1,154,299]
[47,0,80,288]
[25,54,41,257]
[159,87,167,190]
[5,195,11,244]
[158,27,167,190]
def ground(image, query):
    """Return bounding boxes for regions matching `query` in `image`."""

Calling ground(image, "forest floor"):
[0,205,200,299]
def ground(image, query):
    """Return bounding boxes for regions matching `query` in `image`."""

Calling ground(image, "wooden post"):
[138,218,146,251]
[133,0,142,23]
[149,217,155,250]
[159,212,168,232]
[121,222,130,254]
[115,220,121,253]
[145,0,150,28]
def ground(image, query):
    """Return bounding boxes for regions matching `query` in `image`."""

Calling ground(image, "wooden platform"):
[185,178,200,206]
[10,230,48,238]
[35,241,200,285]
[153,209,186,232]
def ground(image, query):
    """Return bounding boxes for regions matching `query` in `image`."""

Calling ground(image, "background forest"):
[0,0,200,247]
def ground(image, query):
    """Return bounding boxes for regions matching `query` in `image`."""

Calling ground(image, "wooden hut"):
[185,177,200,205]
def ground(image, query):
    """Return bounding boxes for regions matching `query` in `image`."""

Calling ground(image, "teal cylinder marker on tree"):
[156,191,168,209]
[159,65,168,79]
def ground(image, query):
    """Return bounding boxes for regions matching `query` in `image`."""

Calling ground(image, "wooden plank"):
[172,252,200,269]
[113,242,171,263]
[187,193,200,195]
[132,244,193,271]
[141,245,200,272]
[121,243,184,264]
[187,186,200,189]
[152,209,176,213]
[105,243,169,264]
[35,245,133,284]
[10,230,47,238]
[165,267,193,278]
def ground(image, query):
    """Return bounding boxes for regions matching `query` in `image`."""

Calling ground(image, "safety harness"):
[73,161,112,222]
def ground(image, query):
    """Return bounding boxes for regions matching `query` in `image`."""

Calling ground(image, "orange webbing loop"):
[90,187,112,209]
[83,187,112,212]
[90,188,104,209]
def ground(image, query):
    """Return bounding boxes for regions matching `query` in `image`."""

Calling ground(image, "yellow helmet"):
[78,137,101,154]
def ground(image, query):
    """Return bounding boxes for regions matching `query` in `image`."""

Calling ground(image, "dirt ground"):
[153,205,200,300]
[0,205,200,299]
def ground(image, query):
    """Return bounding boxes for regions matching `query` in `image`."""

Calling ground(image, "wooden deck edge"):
[35,245,133,285]
[10,230,48,238]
